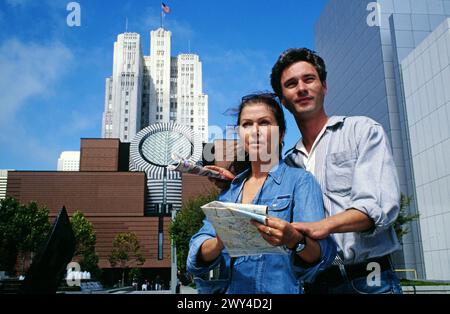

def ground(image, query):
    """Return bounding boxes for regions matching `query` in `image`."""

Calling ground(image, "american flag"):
[162,2,170,14]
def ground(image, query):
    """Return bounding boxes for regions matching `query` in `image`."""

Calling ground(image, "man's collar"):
[326,116,346,128]
[285,116,346,155]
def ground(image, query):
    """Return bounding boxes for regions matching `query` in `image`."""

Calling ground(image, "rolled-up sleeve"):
[291,173,337,283]
[349,123,400,237]
[186,219,223,276]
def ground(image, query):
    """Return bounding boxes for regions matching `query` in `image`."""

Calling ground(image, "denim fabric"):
[187,160,337,294]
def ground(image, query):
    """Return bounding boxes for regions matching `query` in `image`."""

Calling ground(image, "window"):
[125,118,128,122]
[125,109,128,114]
[124,127,128,131]
[160,115,163,119]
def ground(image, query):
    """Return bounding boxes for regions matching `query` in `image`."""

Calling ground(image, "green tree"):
[108,232,145,287]
[129,267,143,285]
[169,191,218,276]
[0,197,21,273]
[394,194,420,241]
[70,211,101,279]
[0,197,50,275]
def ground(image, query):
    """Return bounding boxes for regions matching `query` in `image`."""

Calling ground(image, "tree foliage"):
[169,191,218,274]
[70,211,101,279]
[129,267,143,283]
[0,197,50,275]
[394,194,420,241]
[108,232,145,286]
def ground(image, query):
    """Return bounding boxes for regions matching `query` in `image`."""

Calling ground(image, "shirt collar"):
[230,160,287,186]
[285,115,346,155]
[326,116,346,128]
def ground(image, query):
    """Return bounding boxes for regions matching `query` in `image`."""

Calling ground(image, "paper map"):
[201,201,287,257]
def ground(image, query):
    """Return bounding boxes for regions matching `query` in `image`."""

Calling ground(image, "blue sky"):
[0,0,328,170]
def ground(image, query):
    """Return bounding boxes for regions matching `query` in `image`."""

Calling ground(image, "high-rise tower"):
[102,33,143,142]
[102,28,208,143]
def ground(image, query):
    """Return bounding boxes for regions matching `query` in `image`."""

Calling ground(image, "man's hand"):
[204,165,235,180]
[204,165,235,190]
[291,220,331,240]
[292,209,374,239]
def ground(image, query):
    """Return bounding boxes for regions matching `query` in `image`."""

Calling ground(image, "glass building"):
[401,18,450,280]
[315,0,450,279]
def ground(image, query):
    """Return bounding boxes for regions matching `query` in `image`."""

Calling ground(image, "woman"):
[187,92,336,294]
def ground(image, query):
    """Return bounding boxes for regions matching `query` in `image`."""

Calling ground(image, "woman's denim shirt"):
[187,160,336,294]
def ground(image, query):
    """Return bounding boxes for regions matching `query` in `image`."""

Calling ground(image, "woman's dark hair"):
[270,48,327,99]
[236,92,286,140]
[224,92,287,174]
[235,92,286,161]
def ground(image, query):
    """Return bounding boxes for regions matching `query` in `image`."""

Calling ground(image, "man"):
[270,48,402,294]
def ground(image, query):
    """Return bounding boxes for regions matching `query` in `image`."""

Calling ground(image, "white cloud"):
[0,38,73,169]
[0,38,73,123]
[62,110,101,136]
[0,125,60,168]
[202,49,273,117]
[201,48,274,140]
[203,49,272,92]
